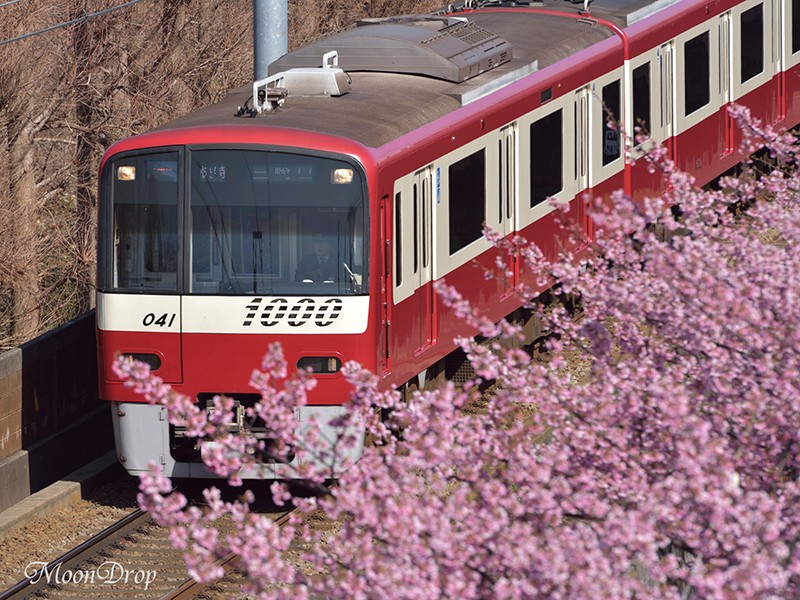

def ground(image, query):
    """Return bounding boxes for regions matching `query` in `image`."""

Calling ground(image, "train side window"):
[498,139,503,224]
[740,4,764,83]
[601,79,621,166]
[684,31,710,116]
[530,109,563,207]
[422,175,429,268]
[448,149,486,255]
[794,0,800,54]
[413,184,419,274]
[632,63,651,142]
[395,192,402,287]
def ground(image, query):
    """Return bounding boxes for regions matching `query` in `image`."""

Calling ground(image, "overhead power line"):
[0,0,26,9]
[0,0,147,47]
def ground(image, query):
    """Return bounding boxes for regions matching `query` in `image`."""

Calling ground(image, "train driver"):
[295,234,337,283]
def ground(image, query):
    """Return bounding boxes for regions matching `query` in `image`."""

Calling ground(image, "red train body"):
[97,0,797,477]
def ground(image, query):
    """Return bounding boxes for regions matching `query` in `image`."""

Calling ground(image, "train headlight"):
[117,165,136,181]
[297,356,342,374]
[122,353,162,371]
[331,168,354,184]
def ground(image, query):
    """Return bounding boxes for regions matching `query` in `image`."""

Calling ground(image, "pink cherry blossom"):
[120,108,800,598]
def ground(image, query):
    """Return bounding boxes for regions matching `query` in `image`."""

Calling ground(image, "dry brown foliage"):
[0,0,436,350]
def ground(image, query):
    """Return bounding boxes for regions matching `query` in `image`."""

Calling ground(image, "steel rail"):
[160,509,296,600]
[0,508,152,600]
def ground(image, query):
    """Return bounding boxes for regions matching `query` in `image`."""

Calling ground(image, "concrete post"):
[254,0,288,81]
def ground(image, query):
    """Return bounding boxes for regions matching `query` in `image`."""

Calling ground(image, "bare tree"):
[0,0,438,349]
[0,4,68,345]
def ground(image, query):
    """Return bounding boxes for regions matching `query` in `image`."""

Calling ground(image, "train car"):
[97,0,798,478]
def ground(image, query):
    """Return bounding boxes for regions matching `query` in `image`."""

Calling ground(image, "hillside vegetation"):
[0,0,436,350]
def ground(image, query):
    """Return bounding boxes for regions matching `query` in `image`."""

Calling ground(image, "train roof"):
[153,0,681,149]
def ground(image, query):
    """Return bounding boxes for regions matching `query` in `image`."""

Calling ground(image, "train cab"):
[96,145,374,478]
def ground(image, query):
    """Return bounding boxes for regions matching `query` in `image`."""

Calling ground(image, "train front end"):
[96,140,375,479]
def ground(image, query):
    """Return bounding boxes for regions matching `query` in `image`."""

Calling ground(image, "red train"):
[97,0,797,478]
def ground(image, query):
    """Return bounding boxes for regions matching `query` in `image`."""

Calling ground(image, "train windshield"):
[104,149,368,295]
[108,152,180,291]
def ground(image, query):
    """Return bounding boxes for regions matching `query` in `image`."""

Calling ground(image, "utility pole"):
[253,0,288,81]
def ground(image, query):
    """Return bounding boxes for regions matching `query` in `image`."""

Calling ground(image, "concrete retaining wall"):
[0,311,114,512]
[0,349,22,461]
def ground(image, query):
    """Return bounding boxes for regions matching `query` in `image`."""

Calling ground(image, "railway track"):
[0,505,295,599]
[163,509,296,600]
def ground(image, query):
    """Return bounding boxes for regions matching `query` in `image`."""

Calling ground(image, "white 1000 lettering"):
[242,297,343,327]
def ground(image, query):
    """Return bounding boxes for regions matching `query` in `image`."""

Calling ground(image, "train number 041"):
[142,313,177,327]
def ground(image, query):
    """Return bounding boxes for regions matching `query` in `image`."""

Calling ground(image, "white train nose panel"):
[181,295,370,334]
[97,293,182,333]
[97,293,370,335]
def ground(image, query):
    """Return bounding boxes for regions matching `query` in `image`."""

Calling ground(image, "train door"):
[628,49,667,199]
[380,194,391,375]
[773,0,786,121]
[575,87,589,191]
[731,0,779,124]
[719,11,735,156]
[499,124,517,297]
[781,0,799,123]
[413,165,436,352]
[658,41,676,161]
[574,87,591,244]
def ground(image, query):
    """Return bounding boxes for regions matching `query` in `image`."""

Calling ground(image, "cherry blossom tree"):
[116,107,800,598]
